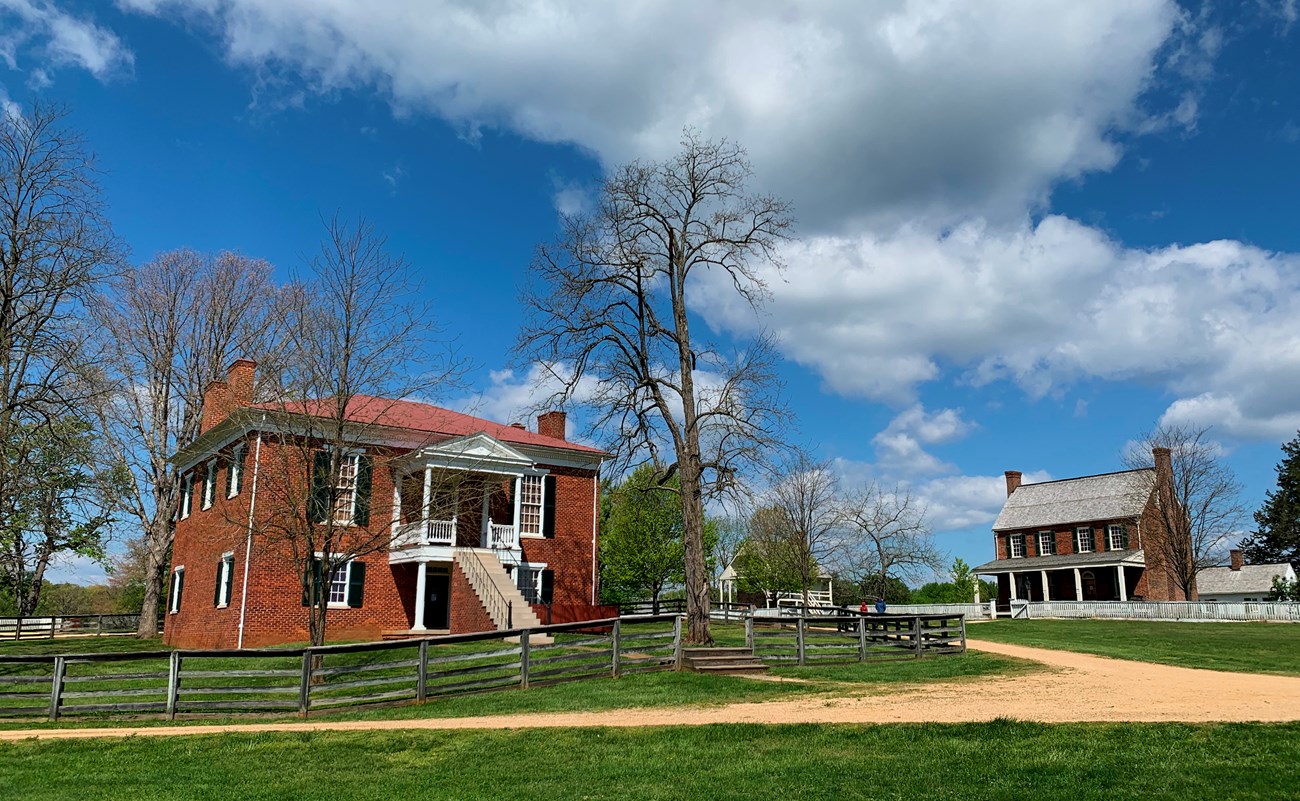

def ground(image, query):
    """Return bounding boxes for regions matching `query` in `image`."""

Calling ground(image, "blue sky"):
[4,1,1299,585]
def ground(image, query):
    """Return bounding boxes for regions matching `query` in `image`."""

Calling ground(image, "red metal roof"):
[249,395,604,455]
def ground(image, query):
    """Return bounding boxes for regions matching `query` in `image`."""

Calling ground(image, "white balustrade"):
[392,519,457,547]
[489,522,517,550]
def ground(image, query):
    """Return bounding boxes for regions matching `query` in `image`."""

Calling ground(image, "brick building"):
[164,360,609,649]
[973,447,1186,607]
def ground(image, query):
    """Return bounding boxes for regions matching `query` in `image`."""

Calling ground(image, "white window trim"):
[169,566,184,614]
[315,552,355,608]
[332,451,362,527]
[518,473,546,539]
[1037,531,1054,556]
[180,473,193,520]
[1009,535,1025,559]
[228,444,245,499]
[1076,526,1094,554]
[201,460,216,510]
[509,561,549,604]
[216,552,234,609]
[1107,524,1124,551]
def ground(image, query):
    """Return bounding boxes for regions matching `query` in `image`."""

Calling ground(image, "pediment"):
[409,432,533,471]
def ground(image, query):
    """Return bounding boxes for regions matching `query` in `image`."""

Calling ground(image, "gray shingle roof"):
[973,549,1146,574]
[1196,563,1295,595]
[992,469,1153,532]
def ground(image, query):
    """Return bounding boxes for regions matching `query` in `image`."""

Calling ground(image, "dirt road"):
[5,639,1299,741]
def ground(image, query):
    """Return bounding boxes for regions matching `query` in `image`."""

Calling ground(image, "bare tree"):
[838,484,940,602]
[0,104,124,608]
[256,215,463,646]
[518,131,793,643]
[764,454,843,606]
[710,512,747,596]
[93,250,280,637]
[1123,424,1245,600]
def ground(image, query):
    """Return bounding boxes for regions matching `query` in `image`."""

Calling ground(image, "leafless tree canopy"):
[257,214,464,646]
[517,131,793,643]
[1123,424,1245,600]
[93,249,281,636]
[837,483,940,600]
[0,104,125,610]
[764,453,843,605]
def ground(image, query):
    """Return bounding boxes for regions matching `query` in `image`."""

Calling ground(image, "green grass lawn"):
[4,722,1299,800]
[968,619,1300,676]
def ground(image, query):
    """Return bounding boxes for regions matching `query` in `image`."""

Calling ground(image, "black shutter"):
[174,570,184,611]
[1004,533,1012,559]
[308,450,331,523]
[224,557,235,606]
[540,569,554,604]
[354,454,373,527]
[1121,524,1130,549]
[347,561,366,608]
[541,475,557,538]
[214,560,224,607]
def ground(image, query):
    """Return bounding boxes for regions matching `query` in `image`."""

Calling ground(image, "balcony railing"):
[488,522,517,550]
[393,519,457,548]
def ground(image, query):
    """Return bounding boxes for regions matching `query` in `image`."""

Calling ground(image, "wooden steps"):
[682,646,768,674]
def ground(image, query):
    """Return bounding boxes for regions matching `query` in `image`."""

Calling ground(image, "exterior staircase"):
[682,646,768,674]
[454,548,551,643]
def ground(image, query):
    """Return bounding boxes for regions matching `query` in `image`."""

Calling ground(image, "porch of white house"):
[991,563,1144,604]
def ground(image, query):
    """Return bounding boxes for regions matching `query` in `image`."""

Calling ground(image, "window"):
[227,443,245,498]
[214,553,234,608]
[328,562,350,605]
[201,460,217,510]
[306,556,366,608]
[1075,527,1094,553]
[1037,531,1056,556]
[333,454,359,524]
[1009,534,1025,558]
[1108,524,1127,551]
[513,563,552,604]
[518,475,544,536]
[169,567,185,614]
[179,473,193,519]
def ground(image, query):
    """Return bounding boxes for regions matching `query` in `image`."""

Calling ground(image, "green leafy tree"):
[1268,575,1300,602]
[599,465,716,611]
[733,506,814,599]
[1242,432,1300,572]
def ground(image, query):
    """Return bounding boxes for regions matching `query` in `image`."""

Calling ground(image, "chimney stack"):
[199,360,257,434]
[1230,549,1243,571]
[537,410,567,441]
[1004,470,1023,497]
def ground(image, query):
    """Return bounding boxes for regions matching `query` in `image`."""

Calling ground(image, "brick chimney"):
[1153,445,1174,508]
[199,360,257,434]
[1230,549,1243,571]
[537,411,566,441]
[1004,470,1023,497]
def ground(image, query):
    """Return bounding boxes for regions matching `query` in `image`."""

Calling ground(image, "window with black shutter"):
[353,454,372,526]
[308,451,330,523]
[540,569,554,604]
[170,567,185,614]
[346,561,366,608]
[541,474,557,538]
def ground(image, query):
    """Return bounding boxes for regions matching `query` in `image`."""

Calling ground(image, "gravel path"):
[5,639,1300,741]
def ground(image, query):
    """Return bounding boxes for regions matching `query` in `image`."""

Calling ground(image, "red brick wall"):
[517,464,598,606]
[449,561,494,634]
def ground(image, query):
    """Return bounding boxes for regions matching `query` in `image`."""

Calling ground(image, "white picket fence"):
[1015,600,1300,622]
[879,603,991,619]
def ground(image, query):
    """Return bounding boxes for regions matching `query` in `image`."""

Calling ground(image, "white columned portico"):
[1073,568,1083,601]
[413,560,428,630]
[1041,571,1050,602]
[1117,566,1128,601]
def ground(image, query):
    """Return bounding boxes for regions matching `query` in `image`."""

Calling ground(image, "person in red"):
[859,599,870,614]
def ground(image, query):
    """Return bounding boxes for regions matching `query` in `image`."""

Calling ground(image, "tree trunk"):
[679,456,712,644]
[136,525,170,638]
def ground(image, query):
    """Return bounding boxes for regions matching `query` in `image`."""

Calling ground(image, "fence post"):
[958,615,968,654]
[165,651,181,720]
[744,617,754,651]
[298,651,313,717]
[417,640,429,703]
[48,656,66,722]
[913,616,923,659]
[857,616,868,662]
[48,617,56,638]
[796,616,806,667]
[14,616,21,640]
[611,619,622,678]
[672,616,684,670]
[96,615,103,637]
[520,629,531,689]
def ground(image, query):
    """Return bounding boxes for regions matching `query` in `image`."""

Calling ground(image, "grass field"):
[968,619,1300,676]
[4,722,1299,800]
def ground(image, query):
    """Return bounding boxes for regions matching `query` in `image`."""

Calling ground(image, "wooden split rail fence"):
[747,614,967,665]
[0,614,150,640]
[0,615,682,722]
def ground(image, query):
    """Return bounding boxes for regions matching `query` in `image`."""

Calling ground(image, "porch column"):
[391,472,401,538]
[480,485,491,546]
[1041,571,1050,602]
[420,467,433,520]
[413,560,428,630]
[1008,574,1017,601]
[1073,568,1083,601]
[1117,566,1128,602]
[512,475,523,531]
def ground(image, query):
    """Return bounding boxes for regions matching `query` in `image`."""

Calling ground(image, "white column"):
[1008,573,1017,600]
[1074,568,1083,601]
[413,560,428,630]
[1117,566,1128,602]
[512,475,523,534]
[1041,571,1050,602]
[481,485,491,547]
[421,467,433,519]
[391,472,402,538]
